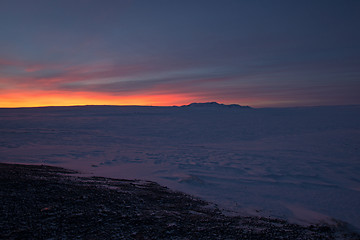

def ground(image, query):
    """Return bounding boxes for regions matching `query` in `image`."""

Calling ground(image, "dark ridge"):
[181,102,252,109]
[1,163,358,240]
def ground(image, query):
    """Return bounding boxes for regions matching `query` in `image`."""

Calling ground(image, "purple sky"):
[0,0,359,107]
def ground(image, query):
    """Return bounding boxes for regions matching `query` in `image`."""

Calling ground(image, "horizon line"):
[1,103,359,110]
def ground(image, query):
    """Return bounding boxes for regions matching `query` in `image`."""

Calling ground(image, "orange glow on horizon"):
[0,90,291,108]
[0,90,193,108]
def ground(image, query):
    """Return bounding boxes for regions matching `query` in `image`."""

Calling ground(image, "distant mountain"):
[181,102,252,109]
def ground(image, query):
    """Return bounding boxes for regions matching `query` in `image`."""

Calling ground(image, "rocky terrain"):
[1,163,359,240]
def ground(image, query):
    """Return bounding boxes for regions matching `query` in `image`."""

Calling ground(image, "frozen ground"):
[0,103,359,230]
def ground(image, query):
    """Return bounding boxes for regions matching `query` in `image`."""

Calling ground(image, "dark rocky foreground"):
[1,163,359,240]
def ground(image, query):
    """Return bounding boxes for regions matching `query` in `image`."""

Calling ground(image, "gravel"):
[1,163,359,240]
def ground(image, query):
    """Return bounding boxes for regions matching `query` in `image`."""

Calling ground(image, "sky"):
[0,0,359,108]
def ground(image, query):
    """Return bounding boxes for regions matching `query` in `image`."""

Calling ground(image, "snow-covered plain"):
[1,103,359,230]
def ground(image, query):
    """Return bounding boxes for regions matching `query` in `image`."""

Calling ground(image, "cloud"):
[1,50,359,108]
[0,58,21,67]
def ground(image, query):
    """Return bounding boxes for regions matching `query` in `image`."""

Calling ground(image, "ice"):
[0,104,359,230]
